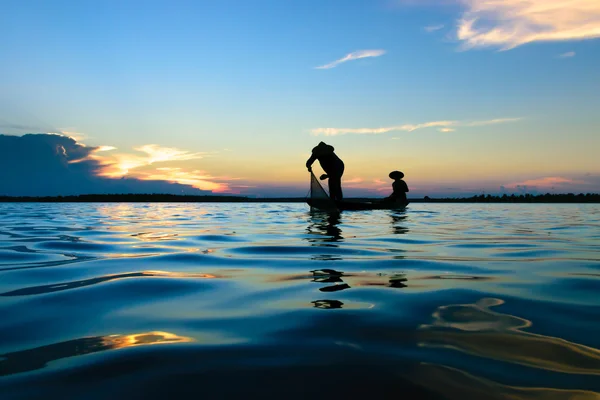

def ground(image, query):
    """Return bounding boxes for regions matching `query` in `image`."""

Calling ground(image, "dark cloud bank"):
[0,134,211,196]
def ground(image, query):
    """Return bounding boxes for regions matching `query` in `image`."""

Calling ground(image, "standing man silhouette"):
[306,142,345,201]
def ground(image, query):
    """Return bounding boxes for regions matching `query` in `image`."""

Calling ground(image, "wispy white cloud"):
[315,49,386,69]
[312,121,456,136]
[425,24,445,32]
[395,0,457,6]
[558,51,576,58]
[464,118,522,127]
[311,117,520,136]
[456,0,600,50]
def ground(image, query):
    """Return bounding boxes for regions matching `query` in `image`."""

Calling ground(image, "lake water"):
[0,203,599,399]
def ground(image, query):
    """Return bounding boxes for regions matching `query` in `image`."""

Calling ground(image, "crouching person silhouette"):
[383,171,409,205]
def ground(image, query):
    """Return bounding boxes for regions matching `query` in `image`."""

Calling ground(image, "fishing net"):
[309,172,337,212]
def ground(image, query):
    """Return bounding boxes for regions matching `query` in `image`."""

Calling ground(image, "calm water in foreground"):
[0,203,599,399]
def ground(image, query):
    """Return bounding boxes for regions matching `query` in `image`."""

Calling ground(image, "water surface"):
[0,203,599,399]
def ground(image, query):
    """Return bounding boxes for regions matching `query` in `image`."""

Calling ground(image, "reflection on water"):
[0,203,599,399]
[312,300,344,309]
[409,363,600,400]
[306,209,410,243]
[311,269,345,288]
[389,273,408,288]
[306,212,343,243]
[419,298,600,375]
[309,269,409,290]
[390,210,409,235]
[131,232,179,241]
[0,332,192,376]
[0,271,218,297]
[318,283,351,292]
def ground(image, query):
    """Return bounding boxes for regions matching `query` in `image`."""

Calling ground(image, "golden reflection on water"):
[0,331,193,376]
[131,232,180,241]
[408,362,600,400]
[144,270,218,279]
[418,298,600,375]
[0,270,218,297]
[104,331,194,349]
[96,203,218,237]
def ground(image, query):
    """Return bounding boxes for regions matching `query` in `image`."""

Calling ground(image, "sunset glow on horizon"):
[1,0,598,197]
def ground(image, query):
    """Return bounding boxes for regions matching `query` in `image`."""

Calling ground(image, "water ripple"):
[0,203,598,399]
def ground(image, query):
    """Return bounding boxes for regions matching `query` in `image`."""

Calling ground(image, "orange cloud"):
[69,143,185,172]
[142,168,235,192]
[63,136,240,193]
[457,0,600,50]
[97,144,205,177]
[505,176,586,188]
[96,146,117,152]
[344,177,364,184]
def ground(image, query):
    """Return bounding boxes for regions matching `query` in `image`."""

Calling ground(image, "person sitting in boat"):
[306,142,345,201]
[383,171,409,205]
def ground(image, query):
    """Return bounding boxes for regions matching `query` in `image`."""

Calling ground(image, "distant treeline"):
[418,193,600,203]
[0,193,598,203]
[0,194,298,203]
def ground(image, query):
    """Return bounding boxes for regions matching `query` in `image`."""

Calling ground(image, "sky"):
[1,0,599,197]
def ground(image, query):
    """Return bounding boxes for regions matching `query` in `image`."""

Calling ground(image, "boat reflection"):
[312,274,344,283]
[275,269,409,291]
[312,300,344,309]
[311,269,350,293]
[0,331,193,376]
[308,269,408,309]
[389,273,408,288]
[306,212,343,243]
[389,210,409,235]
[319,283,351,292]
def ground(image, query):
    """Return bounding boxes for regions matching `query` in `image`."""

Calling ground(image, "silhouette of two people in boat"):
[306,141,409,204]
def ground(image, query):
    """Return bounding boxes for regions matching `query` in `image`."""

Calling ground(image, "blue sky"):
[1,0,599,197]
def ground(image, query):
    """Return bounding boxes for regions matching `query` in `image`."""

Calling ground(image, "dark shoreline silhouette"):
[419,193,600,203]
[0,193,599,203]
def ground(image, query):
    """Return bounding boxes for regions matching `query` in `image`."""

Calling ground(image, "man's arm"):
[306,154,317,171]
